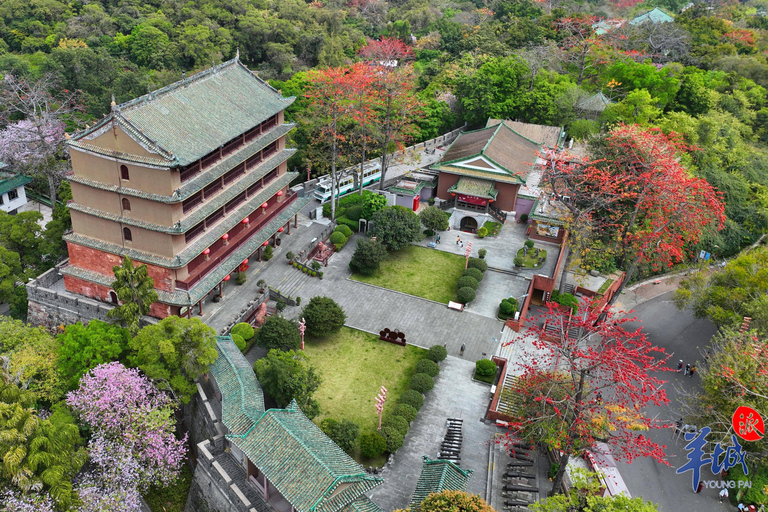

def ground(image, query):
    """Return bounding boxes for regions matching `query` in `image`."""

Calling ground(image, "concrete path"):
[369,356,501,511]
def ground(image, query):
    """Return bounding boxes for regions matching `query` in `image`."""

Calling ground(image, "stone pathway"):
[368,356,501,511]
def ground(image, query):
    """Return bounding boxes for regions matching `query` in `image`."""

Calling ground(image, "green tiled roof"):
[69,58,294,167]
[61,195,311,306]
[447,177,498,199]
[410,457,473,510]
[210,336,264,435]
[436,166,523,185]
[630,7,673,25]
[66,172,298,267]
[0,172,32,197]
[389,179,435,195]
[69,152,294,234]
[210,336,383,512]
[68,141,174,167]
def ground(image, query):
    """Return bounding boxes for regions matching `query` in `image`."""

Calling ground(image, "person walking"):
[719,488,729,503]
[460,343,466,356]
[696,481,704,493]
[677,360,684,372]
[456,236,461,245]
[689,365,697,377]
[684,363,691,375]
[436,234,441,244]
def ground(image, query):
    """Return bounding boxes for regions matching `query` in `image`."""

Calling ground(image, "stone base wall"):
[63,275,173,319]
[67,242,174,291]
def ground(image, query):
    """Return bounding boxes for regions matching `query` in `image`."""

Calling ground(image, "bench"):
[448,301,464,312]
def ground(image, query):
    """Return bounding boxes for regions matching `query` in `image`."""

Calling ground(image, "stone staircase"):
[214,452,274,512]
[262,262,315,301]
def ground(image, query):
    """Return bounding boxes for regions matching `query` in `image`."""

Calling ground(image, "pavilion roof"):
[409,457,473,510]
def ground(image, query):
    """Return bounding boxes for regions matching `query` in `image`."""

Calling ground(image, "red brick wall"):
[67,242,173,291]
[436,173,460,201]
[63,275,172,319]
[494,182,519,212]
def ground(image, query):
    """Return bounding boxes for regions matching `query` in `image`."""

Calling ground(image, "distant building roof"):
[629,7,673,25]
[212,336,383,512]
[409,457,473,510]
[576,92,613,113]
[0,168,32,197]
[591,18,627,35]
[69,57,294,167]
[486,119,564,149]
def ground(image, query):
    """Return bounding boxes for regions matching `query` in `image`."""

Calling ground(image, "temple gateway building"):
[28,56,310,324]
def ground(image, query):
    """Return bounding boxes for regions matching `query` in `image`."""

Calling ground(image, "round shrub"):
[514,256,524,267]
[475,359,496,377]
[423,229,435,237]
[394,403,418,423]
[477,226,488,238]
[467,257,488,272]
[231,334,246,351]
[525,240,535,249]
[499,298,517,315]
[231,322,255,341]
[457,287,476,304]
[399,389,425,410]
[456,276,479,291]
[360,432,387,458]
[382,426,404,453]
[335,224,353,238]
[329,231,346,245]
[346,206,363,221]
[427,345,448,362]
[478,248,487,259]
[463,267,484,282]
[382,415,409,435]
[415,358,440,377]
[411,373,434,393]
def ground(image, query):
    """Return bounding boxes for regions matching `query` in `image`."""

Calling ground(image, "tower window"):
[120,165,129,180]
[123,227,132,241]
[122,198,131,211]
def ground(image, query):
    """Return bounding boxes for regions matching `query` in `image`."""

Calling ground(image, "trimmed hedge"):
[336,216,359,232]
[399,389,425,410]
[475,359,496,377]
[231,322,255,340]
[457,276,479,291]
[393,403,418,423]
[498,297,519,320]
[410,373,434,393]
[427,345,447,362]
[329,231,347,251]
[231,334,246,351]
[335,224,353,238]
[525,240,535,248]
[463,267,484,282]
[360,432,387,458]
[382,426,404,453]
[382,415,409,435]
[346,206,363,221]
[415,358,440,377]
[467,257,488,272]
[457,286,476,304]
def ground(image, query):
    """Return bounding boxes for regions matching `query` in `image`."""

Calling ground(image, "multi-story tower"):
[60,56,309,318]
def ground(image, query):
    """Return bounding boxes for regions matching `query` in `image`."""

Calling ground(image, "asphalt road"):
[616,291,736,511]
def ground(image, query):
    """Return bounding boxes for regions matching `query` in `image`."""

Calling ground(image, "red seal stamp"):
[732,406,765,442]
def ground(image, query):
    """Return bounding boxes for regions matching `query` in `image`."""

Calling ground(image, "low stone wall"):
[27,266,113,329]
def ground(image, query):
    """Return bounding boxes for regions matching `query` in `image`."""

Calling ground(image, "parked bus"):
[313,162,382,202]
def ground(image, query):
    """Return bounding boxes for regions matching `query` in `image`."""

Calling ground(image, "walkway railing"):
[489,203,507,223]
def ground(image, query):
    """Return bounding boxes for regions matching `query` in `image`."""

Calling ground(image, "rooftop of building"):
[0,164,33,196]
[485,119,564,149]
[69,56,295,168]
[409,457,473,510]
[629,7,673,25]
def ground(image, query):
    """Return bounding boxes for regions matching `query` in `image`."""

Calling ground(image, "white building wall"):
[0,186,28,213]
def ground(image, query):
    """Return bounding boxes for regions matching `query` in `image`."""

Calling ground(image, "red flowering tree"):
[555,16,618,85]
[503,304,670,495]
[358,38,424,190]
[543,124,725,298]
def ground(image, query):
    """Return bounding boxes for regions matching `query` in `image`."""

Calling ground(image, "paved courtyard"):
[368,356,502,511]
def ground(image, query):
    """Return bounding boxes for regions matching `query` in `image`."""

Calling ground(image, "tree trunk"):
[47,173,57,208]
[549,451,571,496]
[359,138,366,196]
[378,98,393,190]
[608,254,640,306]
[330,112,338,220]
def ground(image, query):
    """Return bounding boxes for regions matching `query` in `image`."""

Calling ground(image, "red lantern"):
[242,259,248,266]
[278,227,284,233]
[262,241,269,247]
[222,233,229,240]
[223,275,230,282]
[242,217,250,224]
[261,202,268,209]
[203,248,211,255]
[277,190,283,197]
[450,192,456,197]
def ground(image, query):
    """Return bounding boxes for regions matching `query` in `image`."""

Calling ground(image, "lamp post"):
[375,386,387,430]
[464,241,473,269]
[299,317,306,351]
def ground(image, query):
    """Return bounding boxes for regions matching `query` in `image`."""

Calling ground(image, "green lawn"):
[516,247,547,268]
[304,327,427,464]
[350,245,466,303]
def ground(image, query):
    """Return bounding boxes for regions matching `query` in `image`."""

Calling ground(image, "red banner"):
[457,194,488,206]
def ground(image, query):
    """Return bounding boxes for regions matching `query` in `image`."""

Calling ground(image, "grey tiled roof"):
[62,194,311,306]
[69,151,294,234]
[68,141,174,167]
[210,335,264,435]
[65,172,300,268]
[69,58,295,167]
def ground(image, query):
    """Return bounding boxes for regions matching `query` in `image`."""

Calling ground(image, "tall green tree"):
[256,315,301,351]
[128,316,218,403]
[57,320,130,390]
[301,296,346,338]
[254,349,321,419]
[107,256,158,335]
[371,206,422,251]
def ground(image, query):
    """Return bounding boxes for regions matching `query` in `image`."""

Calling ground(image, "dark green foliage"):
[457,276,479,291]
[336,216,359,232]
[235,271,247,285]
[419,205,450,232]
[524,240,535,249]
[335,224,353,238]
[256,316,301,351]
[349,238,388,276]
[362,193,388,220]
[382,426,404,453]
[424,229,435,237]
[393,403,418,423]
[498,298,519,320]
[463,267,484,282]
[57,320,130,390]
[276,299,286,312]
[478,248,487,259]
[399,389,425,410]
[382,415,409,435]
[371,206,422,251]
[254,349,321,419]
[550,290,580,314]
[231,334,246,351]
[415,358,440,377]
[456,287,476,304]
[360,432,387,458]
[514,256,524,267]
[410,373,434,393]
[467,258,488,272]
[286,251,295,261]
[346,206,363,221]
[427,345,448,362]
[263,245,274,260]
[301,296,346,338]
[320,418,359,454]
[475,359,496,377]
[329,231,347,251]
[108,256,159,335]
[231,322,255,341]
[144,464,194,512]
